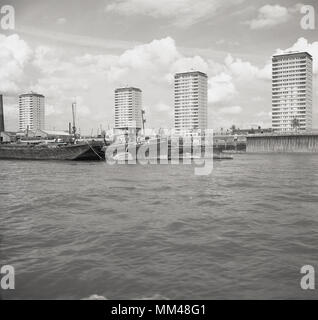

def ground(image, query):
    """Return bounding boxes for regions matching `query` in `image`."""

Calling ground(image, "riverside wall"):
[246,134,318,153]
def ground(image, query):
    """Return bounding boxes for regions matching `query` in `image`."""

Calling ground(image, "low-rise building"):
[0,131,17,143]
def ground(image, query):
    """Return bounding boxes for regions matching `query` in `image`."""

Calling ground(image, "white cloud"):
[225,54,259,80]
[154,102,171,112]
[17,25,137,51]
[206,55,271,106]
[33,46,72,75]
[56,18,66,25]
[3,103,18,117]
[45,104,61,116]
[276,37,318,74]
[252,96,263,102]
[219,106,242,115]
[118,37,180,71]
[245,4,301,29]
[208,73,237,104]
[216,39,240,47]
[106,0,245,27]
[225,54,272,81]
[256,111,271,118]
[0,34,32,92]
[167,55,209,84]
[75,96,91,116]
[257,62,272,80]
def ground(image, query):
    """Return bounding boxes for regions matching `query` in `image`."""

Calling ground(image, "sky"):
[0,0,317,134]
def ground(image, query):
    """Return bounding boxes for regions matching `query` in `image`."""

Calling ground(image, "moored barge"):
[0,141,105,161]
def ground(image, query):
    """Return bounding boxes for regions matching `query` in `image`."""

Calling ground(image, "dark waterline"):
[1,154,318,299]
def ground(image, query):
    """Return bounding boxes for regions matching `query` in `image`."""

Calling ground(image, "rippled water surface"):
[1,154,318,299]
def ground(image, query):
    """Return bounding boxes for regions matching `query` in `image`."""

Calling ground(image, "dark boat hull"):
[0,142,104,161]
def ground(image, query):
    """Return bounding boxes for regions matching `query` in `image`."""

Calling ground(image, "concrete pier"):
[246,133,318,153]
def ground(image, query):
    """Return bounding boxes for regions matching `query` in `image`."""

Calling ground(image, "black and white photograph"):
[0,0,318,308]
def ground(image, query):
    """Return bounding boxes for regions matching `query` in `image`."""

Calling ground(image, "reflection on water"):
[1,154,318,299]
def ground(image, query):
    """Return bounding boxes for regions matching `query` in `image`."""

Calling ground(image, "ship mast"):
[72,101,77,140]
[141,109,146,135]
[0,95,5,134]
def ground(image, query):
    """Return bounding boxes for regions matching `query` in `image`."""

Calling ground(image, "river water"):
[1,154,318,299]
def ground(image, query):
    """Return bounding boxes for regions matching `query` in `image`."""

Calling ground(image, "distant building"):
[174,71,208,134]
[231,127,273,135]
[272,52,313,132]
[19,92,45,131]
[0,131,17,143]
[114,87,142,131]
